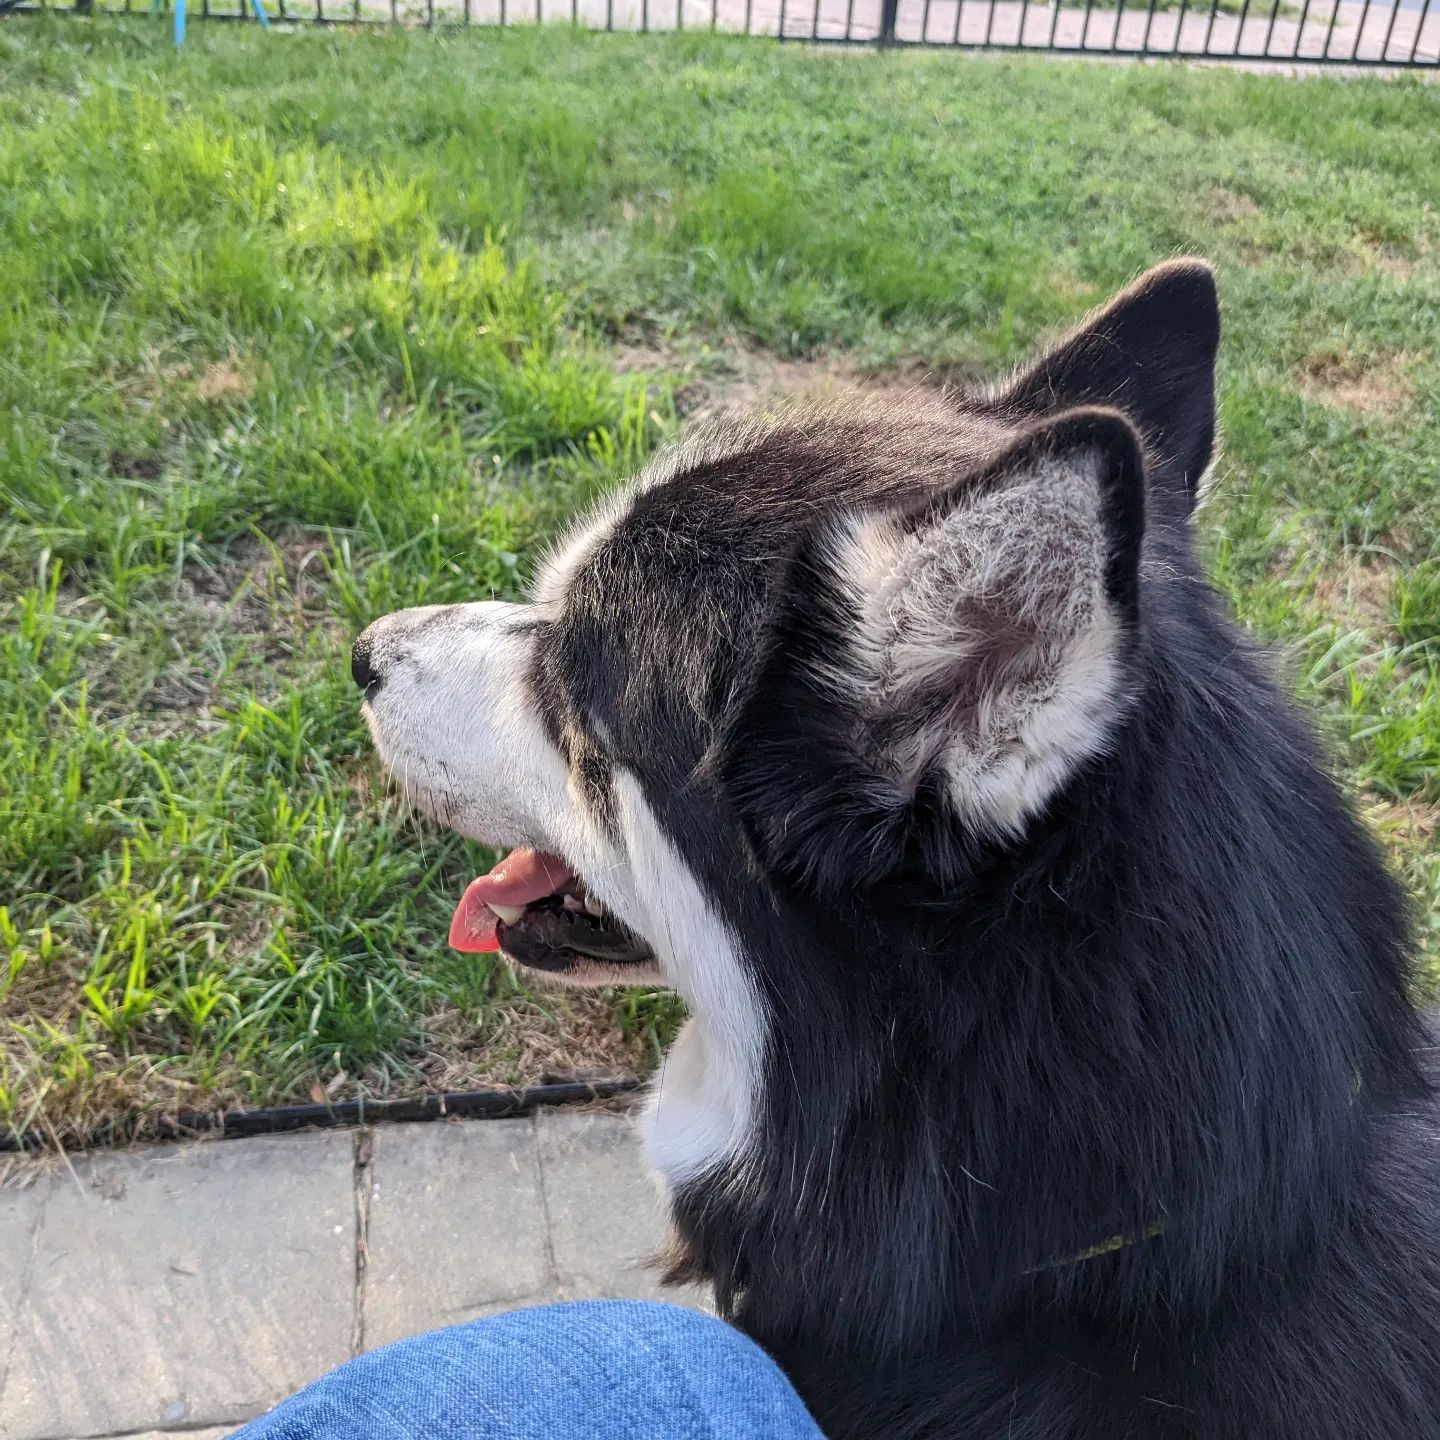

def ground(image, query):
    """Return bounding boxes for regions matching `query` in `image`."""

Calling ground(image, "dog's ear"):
[992,259,1219,515]
[722,409,1146,896]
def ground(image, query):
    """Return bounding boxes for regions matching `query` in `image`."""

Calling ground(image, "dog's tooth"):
[584,893,605,917]
[562,893,586,913]
[489,903,526,925]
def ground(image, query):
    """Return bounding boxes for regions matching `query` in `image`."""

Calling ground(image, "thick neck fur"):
[662,524,1432,1439]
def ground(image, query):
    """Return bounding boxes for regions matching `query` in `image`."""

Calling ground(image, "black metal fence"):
[8,0,1439,67]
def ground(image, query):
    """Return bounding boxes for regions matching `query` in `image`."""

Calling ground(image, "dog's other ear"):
[723,408,1149,896]
[992,259,1219,515]
[823,407,1145,844]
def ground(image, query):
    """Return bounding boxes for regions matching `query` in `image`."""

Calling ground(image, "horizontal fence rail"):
[7,0,1439,70]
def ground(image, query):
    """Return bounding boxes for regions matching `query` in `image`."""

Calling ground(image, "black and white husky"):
[353,261,1440,1439]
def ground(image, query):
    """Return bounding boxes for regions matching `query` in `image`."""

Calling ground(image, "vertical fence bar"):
[1258,0,1282,53]
[954,0,967,45]
[1406,0,1430,59]
[641,0,647,32]
[1231,0,1252,52]
[748,0,757,32]
[710,0,716,31]
[606,0,612,28]
[1045,0,1060,46]
[922,0,934,39]
[1076,0,1096,49]
[1347,0,1374,57]
[1376,0,1403,58]
[1200,0,1220,51]
[1289,0,1314,54]
[315,0,323,25]
[1139,0,1161,50]
[676,0,683,32]
[1016,0,1029,47]
[1320,0,1340,55]
[843,0,854,38]
[779,0,787,35]
[878,0,898,39]
[983,0,999,44]
[1171,0,1191,54]
[1110,0,1126,52]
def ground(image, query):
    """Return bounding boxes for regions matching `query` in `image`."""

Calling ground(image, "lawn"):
[1,17,1437,1146]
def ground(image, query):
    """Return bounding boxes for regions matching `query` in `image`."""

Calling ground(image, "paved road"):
[0,1109,700,1440]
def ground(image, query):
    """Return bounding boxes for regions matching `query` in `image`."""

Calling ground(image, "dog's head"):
[356,260,1219,1178]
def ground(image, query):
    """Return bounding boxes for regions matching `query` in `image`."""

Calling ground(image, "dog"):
[352,260,1440,1439]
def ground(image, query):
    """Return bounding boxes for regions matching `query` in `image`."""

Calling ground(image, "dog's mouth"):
[448,847,654,974]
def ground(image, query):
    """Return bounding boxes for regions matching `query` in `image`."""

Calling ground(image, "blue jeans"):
[234,1299,826,1439]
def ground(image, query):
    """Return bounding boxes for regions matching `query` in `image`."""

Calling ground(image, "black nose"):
[351,633,380,694]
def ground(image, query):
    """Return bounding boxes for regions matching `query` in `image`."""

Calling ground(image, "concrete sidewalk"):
[0,1108,700,1440]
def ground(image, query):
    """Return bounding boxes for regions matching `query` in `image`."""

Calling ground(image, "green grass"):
[1,18,1437,1144]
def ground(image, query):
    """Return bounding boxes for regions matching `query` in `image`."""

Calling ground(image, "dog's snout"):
[351,630,381,695]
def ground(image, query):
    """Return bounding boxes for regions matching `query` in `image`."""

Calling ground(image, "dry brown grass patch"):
[1298,348,1416,417]
[196,354,262,405]
[1207,187,1261,225]
[417,987,647,1096]
[1363,794,1440,849]
[1311,559,1396,633]
[612,336,957,423]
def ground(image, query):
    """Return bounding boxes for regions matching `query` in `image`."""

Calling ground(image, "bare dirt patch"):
[1311,559,1396,633]
[1207,187,1261,225]
[106,450,163,480]
[1369,252,1416,281]
[612,336,964,421]
[1362,793,1440,849]
[196,354,262,405]
[1298,349,1416,417]
[123,530,339,732]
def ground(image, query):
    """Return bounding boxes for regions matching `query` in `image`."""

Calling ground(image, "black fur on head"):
[528,261,1438,1439]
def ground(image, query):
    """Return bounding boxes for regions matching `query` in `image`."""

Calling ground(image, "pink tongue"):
[449,848,576,954]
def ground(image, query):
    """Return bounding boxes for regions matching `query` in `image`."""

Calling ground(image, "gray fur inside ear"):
[820,445,1134,838]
